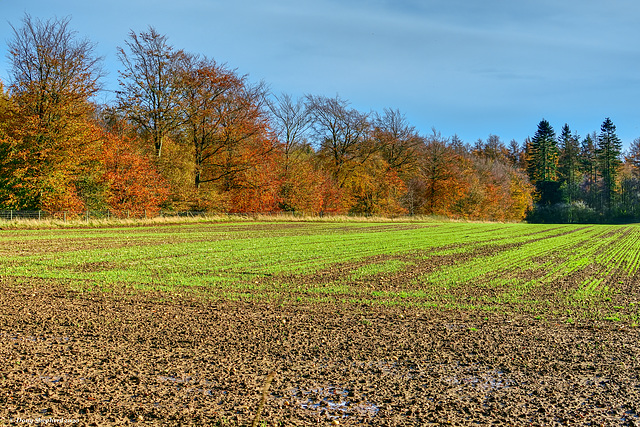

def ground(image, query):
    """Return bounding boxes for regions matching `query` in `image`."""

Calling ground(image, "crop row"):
[2,221,640,322]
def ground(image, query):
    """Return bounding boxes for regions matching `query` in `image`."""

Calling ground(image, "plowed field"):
[1,221,640,425]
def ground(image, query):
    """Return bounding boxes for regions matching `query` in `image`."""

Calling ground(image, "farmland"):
[2,220,640,425]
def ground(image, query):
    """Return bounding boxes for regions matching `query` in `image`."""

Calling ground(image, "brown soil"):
[2,277,640,426]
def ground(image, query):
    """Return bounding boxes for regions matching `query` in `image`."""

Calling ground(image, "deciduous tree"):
[306,94,373,188]
[179,56,243,189]
[2,14,103,211]
[117,27,187,158]
[194,81,273,195]
[372,108,422,176]
[99,130,169,214]
[414,130,467,215]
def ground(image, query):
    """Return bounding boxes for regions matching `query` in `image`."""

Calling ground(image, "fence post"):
[38,210,41,221]
[64,211,67,223]
[10,210,12,221]
[86,210,89,223]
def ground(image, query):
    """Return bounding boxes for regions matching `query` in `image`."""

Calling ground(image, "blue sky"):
[2,0,639,147]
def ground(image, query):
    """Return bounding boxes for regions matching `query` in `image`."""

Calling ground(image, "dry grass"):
[0,212,499,230]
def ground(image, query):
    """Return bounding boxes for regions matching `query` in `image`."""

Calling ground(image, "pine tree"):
[558,124,581,203]
[580,132,598,209]
[528,119,560,205]
[596,117,623,212]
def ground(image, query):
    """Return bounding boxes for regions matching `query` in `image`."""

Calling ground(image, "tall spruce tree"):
[529,119,560,205]
[580,132,598,208]
[558,124,581,204]
[596,117,623,212]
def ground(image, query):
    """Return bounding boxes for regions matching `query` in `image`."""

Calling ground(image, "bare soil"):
[2,276,640,426]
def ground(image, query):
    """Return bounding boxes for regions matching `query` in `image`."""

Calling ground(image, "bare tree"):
[8,14,103,122]
[626,137,640,179]
[305,94,372,187]
[196,80,272,192]
[179,56,243,188]
[372,108,423,173]
[266,93,311,172]
[116,27,187,158]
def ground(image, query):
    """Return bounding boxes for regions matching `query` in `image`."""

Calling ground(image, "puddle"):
[445,323,469,331]
[1,332,71,343]
[622,409,640,421]
[284,386,379,419]
[158,375,193,384]
[444,369,512,390]
[39,375,64,384]
[157,375,214,396]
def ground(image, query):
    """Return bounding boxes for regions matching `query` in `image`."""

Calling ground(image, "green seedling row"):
[2,221,640,322]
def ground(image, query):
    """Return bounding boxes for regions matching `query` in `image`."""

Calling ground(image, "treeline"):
[523,118,640,223]
[0,16,636,222]
[0,16,534,220]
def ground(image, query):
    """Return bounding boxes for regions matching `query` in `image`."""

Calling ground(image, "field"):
[1,220,640,425]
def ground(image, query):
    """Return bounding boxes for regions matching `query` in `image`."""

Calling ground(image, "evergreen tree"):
[580,132,599,210]
[558,124,581,203]
[528,119,560,205]
[530,119,558,181]
[596,117,623,212]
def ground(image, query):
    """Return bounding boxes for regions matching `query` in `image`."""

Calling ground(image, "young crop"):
[2,221,640,323]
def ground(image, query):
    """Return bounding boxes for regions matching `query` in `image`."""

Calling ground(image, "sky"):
[1,0,640,148]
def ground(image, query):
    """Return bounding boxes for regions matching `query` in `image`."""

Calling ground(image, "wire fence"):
[0,210,218,222]
[0,209,349,222]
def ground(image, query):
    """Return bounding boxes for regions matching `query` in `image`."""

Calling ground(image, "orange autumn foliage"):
[99,131,169,214]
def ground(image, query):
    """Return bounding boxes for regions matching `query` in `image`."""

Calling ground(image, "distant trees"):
[0,16,168,213]
[525,117,635,223]
[11,15,640,223]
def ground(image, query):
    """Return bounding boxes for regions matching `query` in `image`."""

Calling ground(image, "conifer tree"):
[580,133,598,209]
[596,117,623,212]
[528,119,560,205]
[558,124,581,203]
